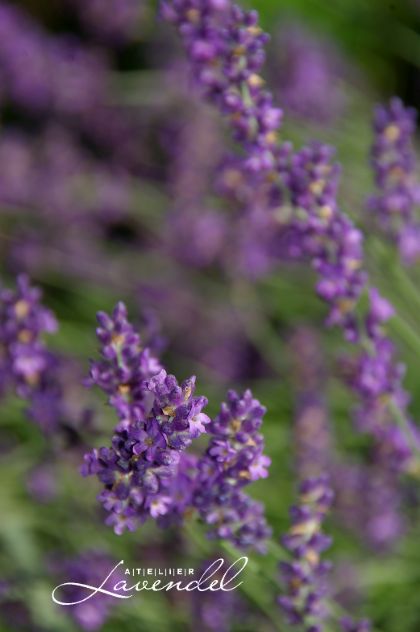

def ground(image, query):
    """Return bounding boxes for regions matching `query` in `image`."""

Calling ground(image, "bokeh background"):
[1,0,420,630]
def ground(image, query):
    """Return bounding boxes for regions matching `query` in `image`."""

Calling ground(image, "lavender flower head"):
[192,389,272,551]
[26,463,57,503]
[82,302,210,534]
[0,274,57,400]
[0,275,94,436]
[343,288,418,472]
[161,0,284,177]
[287,142,366,340]
[278,476,334,631]
[368,97,420,264]
[163,206,226,268]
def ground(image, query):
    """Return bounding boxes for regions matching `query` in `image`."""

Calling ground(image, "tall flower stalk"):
[161,0,420,473]
[278,476,334,631]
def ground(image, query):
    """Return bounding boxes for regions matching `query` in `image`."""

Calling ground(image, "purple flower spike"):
[368,97,420,264]
[192,389,272,551]
[287,142,366,341]
[88,301,162,420]
[342,286,417,473]
[0,274,90,436]
[82,303,210,534]
[160,0,283,177]
[0,274,57,398]
[278,476,334,631]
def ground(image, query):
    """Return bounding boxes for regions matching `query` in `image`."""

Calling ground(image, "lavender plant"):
[161,0,420,476]
[82,302,272,548]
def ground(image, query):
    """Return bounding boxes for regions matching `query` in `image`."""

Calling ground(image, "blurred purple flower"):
[0,3,108,116]
[26,463,58,503]
[290,328,332,480]
[67,0,145,44]
[191,556,246,631]
[163,207,227,268]
[340,616,372,632]
[0,275,93,437]
[51,551,121,631]
[334,458,405,552]
[271,23,346,124]
[278,476,334,630]
[368,97,420,264]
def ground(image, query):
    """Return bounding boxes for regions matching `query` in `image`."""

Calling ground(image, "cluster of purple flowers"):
[289,327,405,552]
[192,389,271,550]
[82,302,211,534]
[278,476,334,631]
[0,1,414,629]
[277,475,371,629]
[0,127,131,220]
[0,275,57,399]
[368,98,420,264]
[82,303,272,550]
[0,1,157,180]
[343,288,417,472]
[161,0,365,328]
[334,457,404,552]
[287,143,366,339]
[0,3,161,296]
[163,93,227,267]
[0,275,93,436]
[161,0,283,175]
[270,23,346,124]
